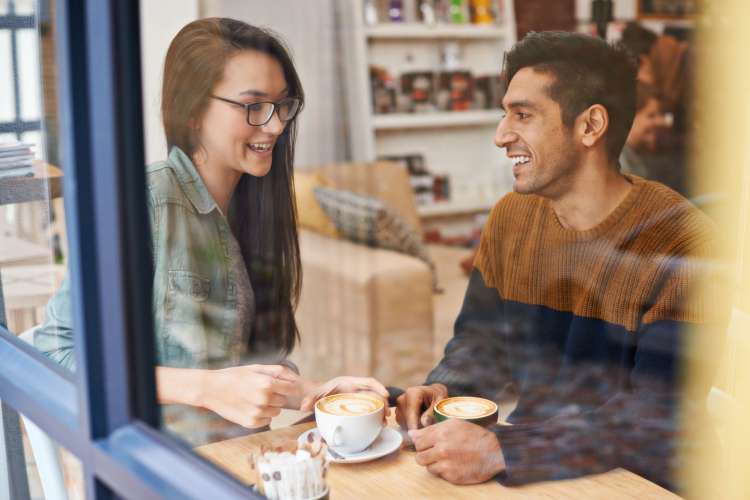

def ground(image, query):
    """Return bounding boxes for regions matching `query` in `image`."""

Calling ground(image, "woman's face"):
[195,49,289,178]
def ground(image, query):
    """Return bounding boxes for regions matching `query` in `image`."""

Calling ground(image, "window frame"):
[0,0,262,498]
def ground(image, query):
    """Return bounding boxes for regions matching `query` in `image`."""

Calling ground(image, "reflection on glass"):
[132,4,726,496]
[12,0,33,16]
[16,28,42,122]
[0,0,70,369]
[0,30,15,122]
[21,416,86,500]
[16,0,742,496]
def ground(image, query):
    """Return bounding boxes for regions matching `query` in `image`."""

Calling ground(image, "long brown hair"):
[162,18,303,355]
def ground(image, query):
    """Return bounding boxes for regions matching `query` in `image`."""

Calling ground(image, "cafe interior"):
[0,0,749,498]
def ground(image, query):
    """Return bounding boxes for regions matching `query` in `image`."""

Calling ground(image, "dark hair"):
[621,22,658,59]
[162,18,303,355]
[502,31,638,164]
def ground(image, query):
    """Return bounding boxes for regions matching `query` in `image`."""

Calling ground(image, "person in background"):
[396,31,720,491]
[619,82,669,178]
[34,18,387,445]
[621,21,692,195]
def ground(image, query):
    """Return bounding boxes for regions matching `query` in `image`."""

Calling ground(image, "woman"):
[34,18,386,443]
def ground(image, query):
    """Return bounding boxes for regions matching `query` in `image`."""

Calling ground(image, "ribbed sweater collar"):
[543,174,644,242]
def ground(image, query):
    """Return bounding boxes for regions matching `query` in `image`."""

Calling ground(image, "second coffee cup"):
[433,396,498,427]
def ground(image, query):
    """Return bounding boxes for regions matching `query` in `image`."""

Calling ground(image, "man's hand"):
[395,383,449,430]
[409,419,506,485]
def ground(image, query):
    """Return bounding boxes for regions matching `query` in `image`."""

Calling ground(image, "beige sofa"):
[290,162,471,388]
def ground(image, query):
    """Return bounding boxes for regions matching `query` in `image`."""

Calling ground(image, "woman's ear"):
[579,104,609,148]
[188,117,200,131]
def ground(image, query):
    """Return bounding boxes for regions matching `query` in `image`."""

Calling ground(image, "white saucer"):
[297,427,402,464]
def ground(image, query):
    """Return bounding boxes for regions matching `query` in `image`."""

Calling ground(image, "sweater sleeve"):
[426,268,517,404]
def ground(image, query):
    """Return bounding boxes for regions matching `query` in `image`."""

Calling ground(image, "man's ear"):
[578,104,609,148]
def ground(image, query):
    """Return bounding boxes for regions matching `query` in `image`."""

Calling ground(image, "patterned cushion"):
[294,171,340,239]
[314,186,439,290]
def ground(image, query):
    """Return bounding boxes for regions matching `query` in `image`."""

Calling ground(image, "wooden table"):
[197,414,680,499]
[0,162,63,206]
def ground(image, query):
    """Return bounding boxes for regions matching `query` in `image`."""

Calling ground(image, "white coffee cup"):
[314,393,385,454]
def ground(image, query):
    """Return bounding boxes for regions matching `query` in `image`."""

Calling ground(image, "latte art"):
[317,394,383,416]
[435,397,497,418]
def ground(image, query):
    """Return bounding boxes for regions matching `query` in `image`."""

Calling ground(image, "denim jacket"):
[34,147,252,370]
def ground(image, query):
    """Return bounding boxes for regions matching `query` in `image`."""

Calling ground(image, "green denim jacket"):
[34,147,250,370]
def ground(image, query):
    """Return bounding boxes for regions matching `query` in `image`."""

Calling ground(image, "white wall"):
[202,0,348,168]
[139,0,199,164]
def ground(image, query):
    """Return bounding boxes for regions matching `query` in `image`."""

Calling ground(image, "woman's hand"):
[197,364,300,429]
[299,376,390,414]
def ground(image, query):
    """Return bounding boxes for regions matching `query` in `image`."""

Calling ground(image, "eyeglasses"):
[210,95,302,126]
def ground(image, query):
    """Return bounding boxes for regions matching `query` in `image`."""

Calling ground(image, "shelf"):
[417,200,494,218]
[373,110,501,130]
[365,23,506,40]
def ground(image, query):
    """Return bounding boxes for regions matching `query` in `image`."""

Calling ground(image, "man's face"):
[495,67,581,197]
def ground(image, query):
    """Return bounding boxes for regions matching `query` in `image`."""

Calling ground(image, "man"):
[396,31,718,491]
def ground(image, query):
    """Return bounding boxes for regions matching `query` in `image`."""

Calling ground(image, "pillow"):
[313,186,440,290]
[293,171,340,239]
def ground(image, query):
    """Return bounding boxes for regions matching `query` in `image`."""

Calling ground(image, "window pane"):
[0,0,8,16]
[16,29,41,122]
[0,402,86,500]
[12,0,34,16]
[21,413,86,500]
[0,0,73,376]
[0,31,15,123]
[135,2,745,499]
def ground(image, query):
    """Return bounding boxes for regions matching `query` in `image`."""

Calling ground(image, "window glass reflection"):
[1,0,72,368]
[21,414,86,500]
[24,0,737,497]
[12,0,33,16]
[16,28,42,122]
[0,30,15,122]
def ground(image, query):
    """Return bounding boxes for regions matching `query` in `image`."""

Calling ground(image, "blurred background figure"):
[620,21,692,196]
[620,82,669,178]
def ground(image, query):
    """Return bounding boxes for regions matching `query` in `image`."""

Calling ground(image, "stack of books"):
[0,141,35,179]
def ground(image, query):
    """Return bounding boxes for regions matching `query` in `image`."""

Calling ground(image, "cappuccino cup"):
[433,396,498,427]
[315,393,385,454]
